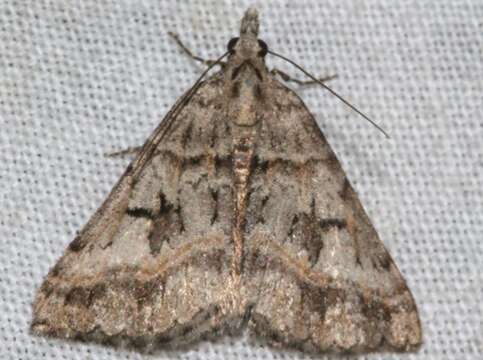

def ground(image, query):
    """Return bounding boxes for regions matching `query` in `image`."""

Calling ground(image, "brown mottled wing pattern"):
[245,79,421,352]
[32,7,420,354]
[32,74,241,347]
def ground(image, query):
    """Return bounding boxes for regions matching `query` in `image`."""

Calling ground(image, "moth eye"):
[258,39,268,57]
[227,37,239,52]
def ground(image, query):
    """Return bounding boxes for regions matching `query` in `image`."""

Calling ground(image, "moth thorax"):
[230,86,259,127]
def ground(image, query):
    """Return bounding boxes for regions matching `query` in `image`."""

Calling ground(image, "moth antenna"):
[133,50,230,177]
[268,50,390,139]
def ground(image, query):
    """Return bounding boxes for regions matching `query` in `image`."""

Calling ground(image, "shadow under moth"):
[32,7,421,354]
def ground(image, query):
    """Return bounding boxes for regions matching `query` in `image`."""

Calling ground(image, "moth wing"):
[246,79,422,352]
[32,75,240,347]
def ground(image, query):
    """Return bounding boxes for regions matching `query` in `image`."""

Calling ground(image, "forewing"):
[32,75,238,347]
[245,79,421,352]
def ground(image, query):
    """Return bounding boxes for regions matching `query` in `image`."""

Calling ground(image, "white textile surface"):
[1,0,482,359]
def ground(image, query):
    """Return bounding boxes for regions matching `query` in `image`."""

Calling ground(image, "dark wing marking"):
[245,78,421,352]
[32,75,241,348]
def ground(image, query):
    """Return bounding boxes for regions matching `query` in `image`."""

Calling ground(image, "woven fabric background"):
[1,0,482,359]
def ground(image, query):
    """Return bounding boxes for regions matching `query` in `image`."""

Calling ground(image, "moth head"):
[227,37,268,58]
[227,7,268,61]
[240,7,259,38]
[226,8,269,84]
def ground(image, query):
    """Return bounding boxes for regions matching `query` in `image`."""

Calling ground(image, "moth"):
[32,8,421,353]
